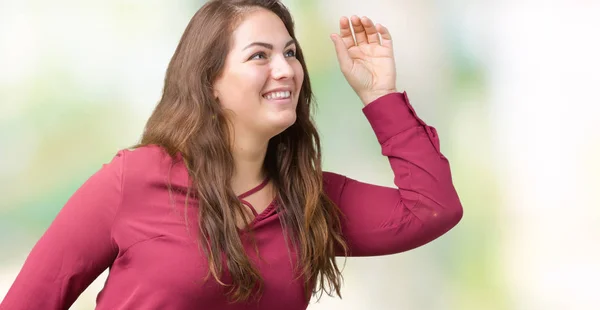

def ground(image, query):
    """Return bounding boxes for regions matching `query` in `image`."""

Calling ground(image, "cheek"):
[293,63,304,89]
[219,69,268,110]
[235,69,270,99]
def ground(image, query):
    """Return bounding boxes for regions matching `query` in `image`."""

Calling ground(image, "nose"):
[270,55,294,80]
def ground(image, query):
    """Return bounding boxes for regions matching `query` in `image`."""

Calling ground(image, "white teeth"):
[263,91,291,100]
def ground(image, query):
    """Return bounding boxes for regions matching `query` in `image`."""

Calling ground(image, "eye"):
[249,51,268,60]
[285,49,296,58]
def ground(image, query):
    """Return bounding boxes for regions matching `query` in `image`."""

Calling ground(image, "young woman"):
[1,0,463,309]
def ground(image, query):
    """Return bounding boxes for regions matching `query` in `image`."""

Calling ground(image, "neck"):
[230,133,269,195]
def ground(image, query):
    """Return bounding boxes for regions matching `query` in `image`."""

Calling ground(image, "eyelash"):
[250,49,296,60]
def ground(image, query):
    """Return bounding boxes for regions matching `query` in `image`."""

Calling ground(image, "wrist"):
[359,89,398,106]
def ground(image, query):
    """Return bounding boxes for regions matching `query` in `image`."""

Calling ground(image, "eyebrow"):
[243,39,296,50]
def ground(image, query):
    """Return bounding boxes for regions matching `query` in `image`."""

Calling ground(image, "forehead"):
[230,8,292,47]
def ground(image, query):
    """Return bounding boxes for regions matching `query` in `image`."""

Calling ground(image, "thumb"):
[330,34,352,73]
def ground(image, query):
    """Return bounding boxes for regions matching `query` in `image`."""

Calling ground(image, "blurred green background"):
[1,0,599,309]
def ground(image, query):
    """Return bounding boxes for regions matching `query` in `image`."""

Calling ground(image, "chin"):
[265,113,297,137]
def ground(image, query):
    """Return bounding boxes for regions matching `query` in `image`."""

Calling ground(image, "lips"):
[262,86,294,99]
[263,90,291,100]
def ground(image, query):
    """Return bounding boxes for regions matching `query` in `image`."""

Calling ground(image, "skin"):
[213,8,303,198]
[213,9,398,213]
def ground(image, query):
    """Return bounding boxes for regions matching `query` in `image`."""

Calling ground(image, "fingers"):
[350,15,368,45]
[330,34,352,72]
[376,23,393,48]
[360,16,380,45]
[338,17,355,49]
[339,15,392,47]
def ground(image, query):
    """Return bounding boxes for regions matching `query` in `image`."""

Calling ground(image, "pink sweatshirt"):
[1,92,463,309]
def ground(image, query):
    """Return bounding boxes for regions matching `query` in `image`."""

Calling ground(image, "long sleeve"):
[324,92,463,257]
[1,152,124,309]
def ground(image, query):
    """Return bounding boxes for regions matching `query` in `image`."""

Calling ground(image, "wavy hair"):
[137,0,347,303]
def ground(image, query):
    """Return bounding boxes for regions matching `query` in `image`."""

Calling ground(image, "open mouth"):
[262,91,291,100]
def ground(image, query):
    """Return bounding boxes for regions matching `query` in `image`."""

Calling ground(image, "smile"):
[263,91,291,100]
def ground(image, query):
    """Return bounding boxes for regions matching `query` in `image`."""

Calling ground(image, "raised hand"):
[330,16,398,105]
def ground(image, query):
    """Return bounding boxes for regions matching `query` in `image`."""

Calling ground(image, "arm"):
[0,152,124,309]
[327,16,462,256]
[324,91,463,256]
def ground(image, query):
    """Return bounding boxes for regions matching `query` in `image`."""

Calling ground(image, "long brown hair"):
[137,0,347,303]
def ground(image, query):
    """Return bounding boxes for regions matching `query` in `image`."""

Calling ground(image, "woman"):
[1,0,463,309]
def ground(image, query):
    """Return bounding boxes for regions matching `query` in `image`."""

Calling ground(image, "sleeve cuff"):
[361,92,427,144]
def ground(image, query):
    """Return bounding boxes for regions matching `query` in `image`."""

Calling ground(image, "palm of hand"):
[346,42,396,95]
[331,15,398,104]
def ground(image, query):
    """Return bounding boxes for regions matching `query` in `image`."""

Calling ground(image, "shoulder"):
[118,144,176,173]
[114,144,186,191]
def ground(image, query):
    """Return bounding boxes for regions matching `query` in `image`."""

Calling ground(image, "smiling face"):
[212,8,304,141]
